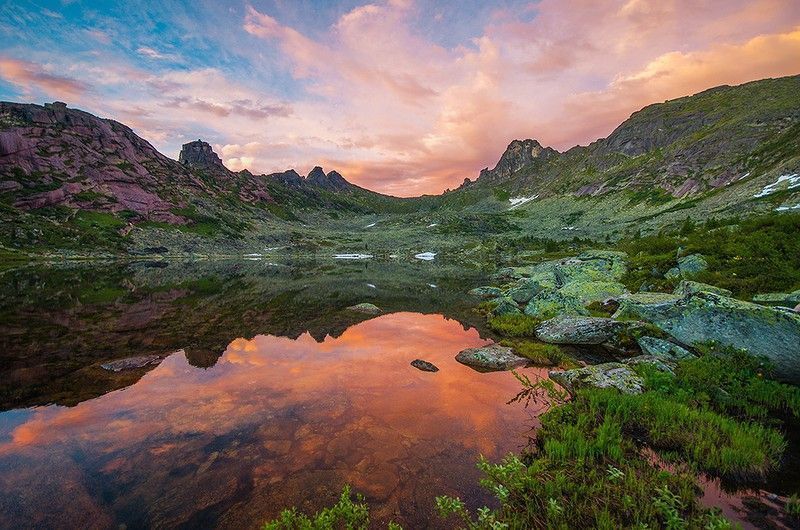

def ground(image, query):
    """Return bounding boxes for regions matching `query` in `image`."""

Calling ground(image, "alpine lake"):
[0,258,797,529]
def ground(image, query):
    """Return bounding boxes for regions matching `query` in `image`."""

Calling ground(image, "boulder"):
[614,291,800,383]
[491,297,522,316]
[665,253,708,279]
[549,362,644,395]
[456,343,528,371]
[623,355,676,375]
[674,280,732,297]
[506,278,545,304]
[636,336,695,361]
[410,359,439,372]
[559,280,628,304]
[752,290,800,306]
[535,315,633,345]
[490,267,522,283]
[347,302,382,314]
[468,286,504,299]
[524,289,588,319]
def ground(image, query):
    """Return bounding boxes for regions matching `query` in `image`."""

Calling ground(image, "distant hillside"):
[1,75,799,257]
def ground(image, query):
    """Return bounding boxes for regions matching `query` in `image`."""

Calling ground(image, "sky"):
[1,0,799,196]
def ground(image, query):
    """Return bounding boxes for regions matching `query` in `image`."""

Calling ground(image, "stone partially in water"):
[410,359,439,372]
[549,362,644,395]
[101,354,164,372]
[455,344,528,371]
[615,291,800,383]
[347,303,382,314]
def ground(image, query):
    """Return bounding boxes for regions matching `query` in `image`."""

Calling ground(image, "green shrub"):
[500,339,572,367]
[262,486,370,529]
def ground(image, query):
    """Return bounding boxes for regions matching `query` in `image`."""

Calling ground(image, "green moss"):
[500,338,574,368]
[487,313,539,337]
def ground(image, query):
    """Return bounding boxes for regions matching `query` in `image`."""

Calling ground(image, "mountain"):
[1,75,799,258]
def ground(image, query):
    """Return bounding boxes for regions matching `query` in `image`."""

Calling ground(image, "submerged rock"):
[614,291,800,383]
[347,302,382,314]
[468,286,503,299]
[410,359,439,372]
[455,343,528,371]
[101,354,163,372]
[524,289,588,319]
[549,362,644,395]
[665,253,708,279]
[636,336,695,361]
[535,316,632,346]
[674,280,732,297]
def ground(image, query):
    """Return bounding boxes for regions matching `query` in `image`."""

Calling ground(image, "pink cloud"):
[0,57,88,98]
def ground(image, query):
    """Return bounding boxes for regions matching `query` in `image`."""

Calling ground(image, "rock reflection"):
[0,312,546,529]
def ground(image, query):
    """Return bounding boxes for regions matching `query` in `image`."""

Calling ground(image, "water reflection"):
[0,312,546,529]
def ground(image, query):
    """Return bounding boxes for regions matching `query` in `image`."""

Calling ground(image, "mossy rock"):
[491,296,522,316]
[524,289,588,319]
[559,280,628,304]
[468,286,503,299]
[614,291,800,383]
[674,280,732,297]
[636,336,695,361]
[549,362,644,395]
[665,253,709,279]
[505,278,545,304]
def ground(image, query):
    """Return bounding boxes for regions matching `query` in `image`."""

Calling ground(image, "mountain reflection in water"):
[0,311,545,529]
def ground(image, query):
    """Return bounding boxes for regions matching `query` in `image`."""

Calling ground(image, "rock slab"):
[455,344,528,371]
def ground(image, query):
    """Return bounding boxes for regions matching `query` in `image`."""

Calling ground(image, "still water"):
[0,260,543,528]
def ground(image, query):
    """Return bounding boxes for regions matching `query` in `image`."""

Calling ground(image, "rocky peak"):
[478,139,558,181]
[178,140,225,170]
[305,166,327,184]
[305,166,352,191]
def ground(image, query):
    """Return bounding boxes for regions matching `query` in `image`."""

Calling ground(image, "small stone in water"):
[410,359,439,372]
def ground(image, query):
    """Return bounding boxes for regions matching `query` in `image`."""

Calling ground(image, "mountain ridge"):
[1,74,799,257]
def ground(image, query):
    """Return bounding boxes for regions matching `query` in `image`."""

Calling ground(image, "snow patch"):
[389,254,399,259]
[427,223,438,228]
[414,252,437,261]
[367,283,377,288]
[754,173,800,198]
[365,222,377,228]
[561,226,577,231]
[508,195,539,209]
[776,203,800,212]
[334,254,373,260]
[244,253,262,257]
[428,284,438,288]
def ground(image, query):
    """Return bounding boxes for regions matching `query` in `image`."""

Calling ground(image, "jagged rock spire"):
[178,139,225,169]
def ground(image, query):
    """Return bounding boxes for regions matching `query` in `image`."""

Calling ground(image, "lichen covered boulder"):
[347,302,382,314]
[752,290,800,306]
[615,291,800,383]
[491,297,522,316]
[524,289,588,319]
[468,286,504,299]
[506,278,545,304]
[636,336,695,361]
[456,343,528,371]
[535,315,632,345]
[549,362,644,395]
[665,253,708,279]
[674,280,732,297]
[559,280,628,304]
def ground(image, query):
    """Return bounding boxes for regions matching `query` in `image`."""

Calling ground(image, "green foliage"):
[500,339,571,367]
[487,314,539,337]
[619,211,800,297]
[262,486,370,530]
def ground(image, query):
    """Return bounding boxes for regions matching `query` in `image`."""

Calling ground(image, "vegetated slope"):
[1,75,799,257]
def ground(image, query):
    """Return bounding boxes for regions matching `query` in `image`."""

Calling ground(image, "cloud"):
[136,46,179,61]
[0,57,88,98]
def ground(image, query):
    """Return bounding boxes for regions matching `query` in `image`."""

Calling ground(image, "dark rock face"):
[410,359,439,372]
[305,166,352,191]
[478,139,558,182]
[178,140,225,169]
